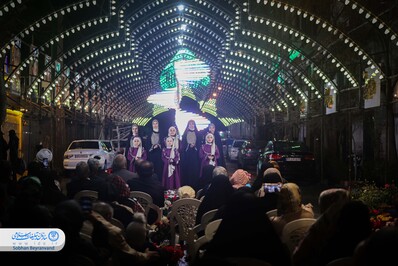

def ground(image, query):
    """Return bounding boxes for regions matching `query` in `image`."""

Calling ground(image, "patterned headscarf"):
[230,169,251,189]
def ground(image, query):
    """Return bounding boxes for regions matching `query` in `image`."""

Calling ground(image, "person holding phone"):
[255,168,285,213]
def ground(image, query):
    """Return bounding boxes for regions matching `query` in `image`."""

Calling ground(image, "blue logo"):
[48,231,59,242]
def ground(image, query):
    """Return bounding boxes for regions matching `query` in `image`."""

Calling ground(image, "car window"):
[244,142,256,149]
[274,141,309,152]
[69,141,99,149]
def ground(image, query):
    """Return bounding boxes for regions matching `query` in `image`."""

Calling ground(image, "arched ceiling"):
[1,0,397,126]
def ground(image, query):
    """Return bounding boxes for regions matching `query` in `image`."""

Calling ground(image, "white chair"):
[195,188,203,199]
[168,198,202,245]
[204,218,222,241]
[148,202,162,225]
[130,191,153,217]
[190,219,222,263]
[281,218,316,253]
[187,209,218,258]
[266,209,277,218]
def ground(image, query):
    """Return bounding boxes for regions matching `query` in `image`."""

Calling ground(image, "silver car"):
[63,139,116,170]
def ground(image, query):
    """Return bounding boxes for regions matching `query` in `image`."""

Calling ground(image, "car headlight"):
[64,154,73,159]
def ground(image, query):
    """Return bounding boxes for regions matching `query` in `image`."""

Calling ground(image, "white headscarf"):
[166,136,175,177]
[205,133,216,156]
[132,136,143,158]
[168,126,179,150]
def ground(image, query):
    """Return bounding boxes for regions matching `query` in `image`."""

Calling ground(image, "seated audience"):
[177,185,196,199]
[112,154,138,183]
[229,169,251,189]
[353,226,398,266]
[127,160,165,224]
[293,188,350,266]
[270,182,314,236]
[318,200,372,265]
[196,190,292,266]
[195,175,234,226]
[66,161,112,201]
[255,167,285,213]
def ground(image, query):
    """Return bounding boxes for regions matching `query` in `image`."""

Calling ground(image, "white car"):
[63,139,116,170]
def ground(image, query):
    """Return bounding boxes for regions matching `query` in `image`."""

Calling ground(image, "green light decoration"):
[132,117,151,126]
[181,86,196,100]
[152,104,169,117]
[219,117,244,126]
[289,49,301,62]
[201,98,217,117]
[159,48,210,90]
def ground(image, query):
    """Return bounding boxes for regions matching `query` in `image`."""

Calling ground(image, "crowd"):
[0,120,397,266]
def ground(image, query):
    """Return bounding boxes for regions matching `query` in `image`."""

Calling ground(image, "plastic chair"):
[148,202,162,225]
[168,198,202,245]
[130,191,153,217]
[188,209,218,258]
[195,188,203,199]
[281,218,316,253]
[190,219,222,263]
[266,208,277,218]
[204,218,222,241]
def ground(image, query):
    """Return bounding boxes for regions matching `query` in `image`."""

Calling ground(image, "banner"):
[299,99,307,118]
[363,67,380,109]
[325,84,336,115]
[29,45,39,77]
[10,38,21,95]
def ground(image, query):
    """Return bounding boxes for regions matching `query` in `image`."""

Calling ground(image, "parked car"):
[227,139,246,161]
[63,139,116,170]
[237,140,261,169]
[257,140,316,180]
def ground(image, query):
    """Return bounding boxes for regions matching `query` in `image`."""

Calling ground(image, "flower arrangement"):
[369,209,394,230]
[148,215,184,265]
[149,216,171,246]
[162,189,180,216]
[158,244,184,265]
[350,181,398,209]
[350,181,398,230]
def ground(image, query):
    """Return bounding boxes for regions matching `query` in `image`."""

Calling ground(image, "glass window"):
[69,141,99,149]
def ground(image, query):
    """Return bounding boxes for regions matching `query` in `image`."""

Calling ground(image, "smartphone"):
[43,158,49,168]
[264,183,282,193]
[79,197,93,213]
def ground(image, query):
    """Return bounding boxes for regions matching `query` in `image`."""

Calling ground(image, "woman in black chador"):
[145,119,164,182]
[180,119,201,188]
